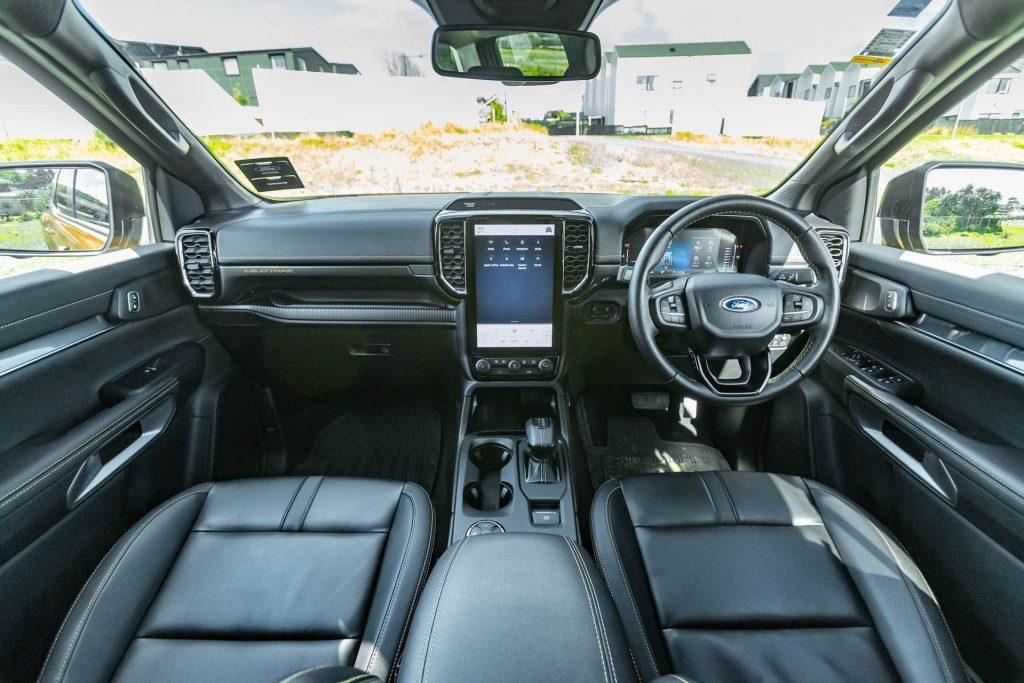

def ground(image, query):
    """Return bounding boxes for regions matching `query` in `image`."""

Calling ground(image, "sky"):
[929,167,1024,201]
[78,0,946,78]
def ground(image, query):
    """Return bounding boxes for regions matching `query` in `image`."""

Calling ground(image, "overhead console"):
[435,197,594,380]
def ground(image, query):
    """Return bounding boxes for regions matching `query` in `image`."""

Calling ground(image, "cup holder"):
[470,443,513,469]
[464,481,514,511]
[465,443,514,512]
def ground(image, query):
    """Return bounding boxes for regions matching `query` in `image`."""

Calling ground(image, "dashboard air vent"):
[437,220,467,294]
[817,229,849,282]
[563,219,592,294]
[175,229,217,298]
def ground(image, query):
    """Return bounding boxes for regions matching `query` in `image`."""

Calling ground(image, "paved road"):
[568,135,795,171]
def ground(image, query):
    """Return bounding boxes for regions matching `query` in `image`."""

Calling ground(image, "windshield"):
[76,0,946,197]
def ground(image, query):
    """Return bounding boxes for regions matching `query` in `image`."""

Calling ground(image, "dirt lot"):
[2,125,1023,279]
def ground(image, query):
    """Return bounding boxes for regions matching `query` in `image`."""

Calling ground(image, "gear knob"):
[525,417,556,462]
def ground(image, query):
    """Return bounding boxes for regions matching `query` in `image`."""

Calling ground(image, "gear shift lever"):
[525,417,559,483]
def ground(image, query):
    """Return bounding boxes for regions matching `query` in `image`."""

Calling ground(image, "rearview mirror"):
[878,162,1024,254]
[0,161,145,255]
[432,26,601,82]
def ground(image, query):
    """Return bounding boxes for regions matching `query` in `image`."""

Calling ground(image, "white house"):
[793,65,827,105]
[583,41,753,130]
[952,61,1024,120]
[752,62,879,122]
[817,62,879,119]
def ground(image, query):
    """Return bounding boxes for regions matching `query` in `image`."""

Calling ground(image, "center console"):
[449,386,579,543]
[434,199,593,381]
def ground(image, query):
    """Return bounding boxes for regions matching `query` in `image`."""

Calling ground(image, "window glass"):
[872,57,1024,280]
[73,168,111,227]
[222,56,239,75]
[78,0,944,197]
[53,169,73,215]
[0,54,150,279]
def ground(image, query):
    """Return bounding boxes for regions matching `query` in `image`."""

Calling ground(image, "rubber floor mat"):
[293,399,441,492]
[588,416,729,487]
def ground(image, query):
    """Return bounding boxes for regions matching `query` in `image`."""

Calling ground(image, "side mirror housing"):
[878,161,1024,255]
[0,161,145,256]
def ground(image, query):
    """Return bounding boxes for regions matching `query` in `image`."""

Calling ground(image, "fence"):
[934,117,1024,135]
[539,120,673,136]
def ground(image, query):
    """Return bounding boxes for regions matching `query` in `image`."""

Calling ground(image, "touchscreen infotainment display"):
[473,223,556,348]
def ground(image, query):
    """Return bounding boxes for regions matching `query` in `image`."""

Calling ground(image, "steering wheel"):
[628,195,840,405]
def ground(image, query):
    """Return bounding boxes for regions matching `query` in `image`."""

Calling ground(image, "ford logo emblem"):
[721,297,760,313]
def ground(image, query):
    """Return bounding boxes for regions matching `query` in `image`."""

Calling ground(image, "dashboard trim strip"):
[199,304,456,326]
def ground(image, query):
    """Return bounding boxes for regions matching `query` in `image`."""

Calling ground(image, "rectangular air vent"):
[175,229,217,298]
[437,220,467,294]
[817,229,849,282]
[563,219,593,294]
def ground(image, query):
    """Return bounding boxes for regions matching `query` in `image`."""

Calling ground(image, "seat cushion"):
[38,477,433,683]
[592,472,966,683]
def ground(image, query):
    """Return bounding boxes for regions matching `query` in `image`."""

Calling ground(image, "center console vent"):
[437,220,467,294]
[562,219,593,294]
[175,229,217,298]
[817,228,850,282]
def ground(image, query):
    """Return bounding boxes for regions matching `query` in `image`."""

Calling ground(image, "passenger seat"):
[37,477,433,683]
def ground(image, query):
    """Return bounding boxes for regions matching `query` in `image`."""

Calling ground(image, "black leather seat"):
[38,477,433,683]
[592,472,966,683]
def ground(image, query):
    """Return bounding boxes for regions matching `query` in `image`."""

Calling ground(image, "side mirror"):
[432,25,601,83]
[0,161,145,256]
[878,161,1024,255]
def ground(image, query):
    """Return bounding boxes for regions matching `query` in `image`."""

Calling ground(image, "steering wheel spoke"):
[690,350,773,397]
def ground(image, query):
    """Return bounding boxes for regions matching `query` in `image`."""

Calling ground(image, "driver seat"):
[591,472,966,683]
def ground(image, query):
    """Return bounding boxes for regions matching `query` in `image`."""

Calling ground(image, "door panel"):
[822,243,1024,682]
[0,246,222,681]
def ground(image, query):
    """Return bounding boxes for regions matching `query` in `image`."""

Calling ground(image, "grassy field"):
[3,124,1023,279]
[3,124,1022,198]
[0,219,47,250]
[925,221,1024,250]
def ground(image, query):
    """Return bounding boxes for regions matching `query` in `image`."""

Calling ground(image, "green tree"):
[923,184,1003,234]
[232,85,249,106]
[488,99,507,123]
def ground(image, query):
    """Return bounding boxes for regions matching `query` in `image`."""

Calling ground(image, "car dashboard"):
[176,193,848,394]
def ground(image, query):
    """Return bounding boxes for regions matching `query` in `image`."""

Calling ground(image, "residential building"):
[818,62,879,119]
[583,41,753,129]
[793,65,827,105]
[119,41,359,105]
[947,60,1024,120]
[750,62,878,122]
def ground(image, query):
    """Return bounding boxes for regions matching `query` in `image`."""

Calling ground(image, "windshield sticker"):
[888,0,931,18]
[235,157,305,192]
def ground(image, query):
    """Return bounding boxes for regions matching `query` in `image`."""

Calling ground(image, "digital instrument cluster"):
[618,216,765,278]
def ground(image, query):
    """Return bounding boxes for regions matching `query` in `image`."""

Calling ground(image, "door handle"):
[66,395,175,509]
[845,376,957,505]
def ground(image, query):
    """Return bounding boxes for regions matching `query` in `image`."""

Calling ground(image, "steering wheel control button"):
[658,294,688,327]
[782,293,816,324]
[466,520,505,537]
